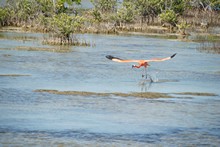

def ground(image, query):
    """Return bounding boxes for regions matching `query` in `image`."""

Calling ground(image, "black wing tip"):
[171,53,177,58]
[106,55,122,60]
[106,55,114,60]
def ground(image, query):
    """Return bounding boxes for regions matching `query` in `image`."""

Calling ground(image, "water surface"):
[0,31,220,146]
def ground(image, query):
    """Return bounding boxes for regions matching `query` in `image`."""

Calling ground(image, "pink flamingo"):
[106,53,176,78]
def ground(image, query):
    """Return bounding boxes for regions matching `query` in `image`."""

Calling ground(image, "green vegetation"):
[91,0,117,13]
[177,20,190,35]
[159,10,178,32]
[46,13,85,45]
[116,2,136,24]
[0,0,220,44]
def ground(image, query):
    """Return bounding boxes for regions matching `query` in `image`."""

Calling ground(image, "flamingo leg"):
[142,67,147,79]
[145,67,147,79]
[144,67,154,82]
[148,74,153,82]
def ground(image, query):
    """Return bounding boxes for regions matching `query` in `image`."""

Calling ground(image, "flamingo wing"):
[106,53,176,63]
[144,53,177,62]
[106,55,140,63]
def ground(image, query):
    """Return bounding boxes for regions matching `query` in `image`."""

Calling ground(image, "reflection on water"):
[0,31,220,146]
[139,79,153,92]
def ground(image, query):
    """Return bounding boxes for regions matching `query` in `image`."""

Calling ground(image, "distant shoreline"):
[1,25,219,41]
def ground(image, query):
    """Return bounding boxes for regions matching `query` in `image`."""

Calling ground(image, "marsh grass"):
[35,89,172,98]
[35,89,174,98]
[0,34,38,41]
[193,35,220,54]
[198,41,220,54]
[14,46,71,53]
[175,92,218,96]
[42,36,91,46]
[35,89,218,98]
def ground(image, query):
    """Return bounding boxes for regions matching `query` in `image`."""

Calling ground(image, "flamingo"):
[106,53,177,79]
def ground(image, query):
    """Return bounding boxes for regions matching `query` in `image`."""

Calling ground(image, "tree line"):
[0,0,219,44]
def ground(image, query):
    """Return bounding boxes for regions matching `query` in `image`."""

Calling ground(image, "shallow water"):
[0,31,220,146]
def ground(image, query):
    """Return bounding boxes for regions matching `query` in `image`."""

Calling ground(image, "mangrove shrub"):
[47,13,85,45]
[91,0,117,13]
[0,7,10,26]
[159,10,178,27]
[116,2,136,24]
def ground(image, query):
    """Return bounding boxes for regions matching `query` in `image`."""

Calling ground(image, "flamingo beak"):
[146,63,150,66]
[132,65,135,68]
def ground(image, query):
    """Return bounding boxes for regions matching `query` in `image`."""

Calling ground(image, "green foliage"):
[0,7,10,26]
[16,0,36,22]
[92,9,102,23]
[49,13,84,40]
[189,0,220,10]
[177,21,190,35]
[210,0,220,8]
[159,10,178,26]
[124,0,163,23]
[56,0,67,13]
[90,0,117,13]
[1,0,219,36]
[55,0,81,13]
[35,14,51,31]
[35,0,54,16]
[132,0,150,19]
[5,0,53,25]
[171,0,187,14]
[116,2,136,23]
[49,13,72,39]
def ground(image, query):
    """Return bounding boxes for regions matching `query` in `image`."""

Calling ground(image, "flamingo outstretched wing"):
[106,53,176,63]
[106,55,140,63]
[144,53,177,62]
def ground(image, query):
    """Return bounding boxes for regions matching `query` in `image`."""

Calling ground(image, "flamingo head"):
[132,65,136,68]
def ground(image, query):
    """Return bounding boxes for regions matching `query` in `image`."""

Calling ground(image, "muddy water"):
[0,31,220,146]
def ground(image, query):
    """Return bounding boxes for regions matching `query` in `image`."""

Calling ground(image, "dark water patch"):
[0,127,164,144]
[35,89,173,98]
[1,127,219,146]
[0,88,53,105]
[1,130,219,146]
[0,74,31,77]
[1,54,12,57]
[161,127,220,146]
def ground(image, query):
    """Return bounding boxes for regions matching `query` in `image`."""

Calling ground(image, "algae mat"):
[35,89,218,99]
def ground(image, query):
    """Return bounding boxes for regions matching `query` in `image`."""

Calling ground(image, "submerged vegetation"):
[194,34,220,54]
[15,46,72,53]
[35,89,218,98]
[175,92,218,96]
[35,89,173,98]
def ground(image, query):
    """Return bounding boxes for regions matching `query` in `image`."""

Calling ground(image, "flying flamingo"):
[106,53,177,79]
